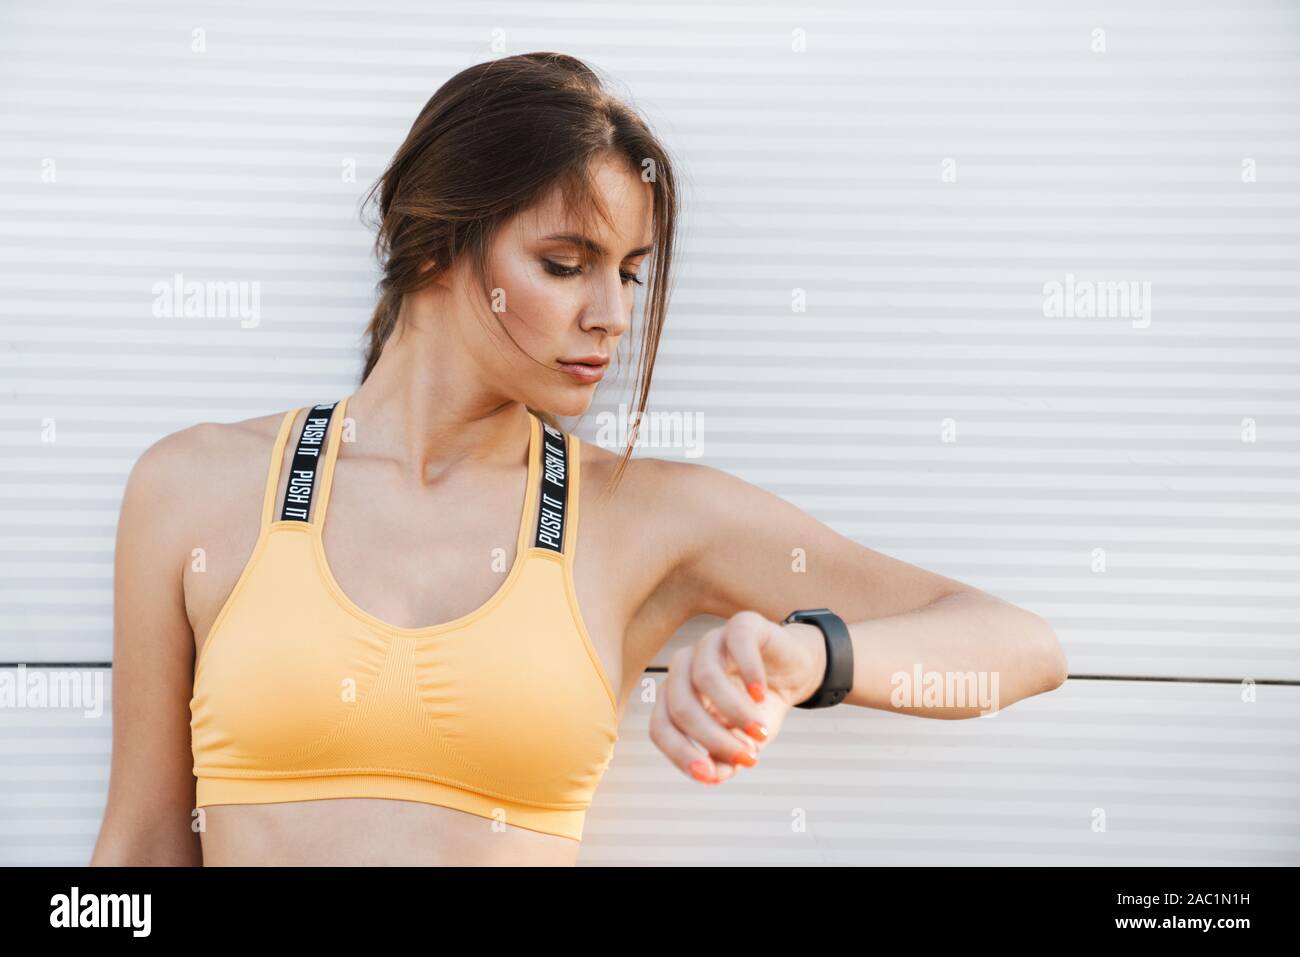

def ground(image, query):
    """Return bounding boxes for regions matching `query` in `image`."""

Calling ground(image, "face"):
[446,154,655,417]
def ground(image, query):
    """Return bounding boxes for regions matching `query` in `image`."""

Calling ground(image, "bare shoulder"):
[576,434,762,561]
[577,436,751,531]
[572,435,735,627]
[574,437,696,554]
[121,407,297,570]
[575,436,880,627]
[127,409,290,514]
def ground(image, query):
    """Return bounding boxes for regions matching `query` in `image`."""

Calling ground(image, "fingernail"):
[744,722,769,741]
[732,749,758,768]
[747,682,766,703]
[688,759,718,784]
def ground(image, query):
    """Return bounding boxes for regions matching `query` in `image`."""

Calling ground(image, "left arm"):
[781,590,1066,717]
[646,457,1067,716]
[639,457,1068,784]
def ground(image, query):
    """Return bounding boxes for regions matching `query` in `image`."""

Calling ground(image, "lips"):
[557,356,608,382]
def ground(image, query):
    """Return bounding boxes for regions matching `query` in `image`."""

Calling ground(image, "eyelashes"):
[543,259,644,287]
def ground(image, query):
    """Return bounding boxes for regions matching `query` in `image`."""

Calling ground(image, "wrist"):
[783,621,827,705]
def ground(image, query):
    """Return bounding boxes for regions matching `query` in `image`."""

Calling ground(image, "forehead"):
[516,158,654,251]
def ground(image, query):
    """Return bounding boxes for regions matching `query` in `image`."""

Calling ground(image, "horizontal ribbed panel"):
[0,0,1296,863]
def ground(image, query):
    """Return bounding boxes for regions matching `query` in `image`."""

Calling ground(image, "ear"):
[415,257,453,293]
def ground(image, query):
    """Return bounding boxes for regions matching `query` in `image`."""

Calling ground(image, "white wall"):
[1,0,1297,864]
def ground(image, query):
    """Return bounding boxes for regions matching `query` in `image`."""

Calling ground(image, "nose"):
[580,269,632,339]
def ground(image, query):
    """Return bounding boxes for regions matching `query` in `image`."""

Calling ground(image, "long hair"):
[359,52,679,490]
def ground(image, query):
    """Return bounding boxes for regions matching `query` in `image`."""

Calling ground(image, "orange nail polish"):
[747,682,766,703]
[744,722,769,741]
[688,759,717,784]
[732,749,758,767]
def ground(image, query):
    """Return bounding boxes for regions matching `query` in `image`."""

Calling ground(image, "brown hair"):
[359,52,678,490]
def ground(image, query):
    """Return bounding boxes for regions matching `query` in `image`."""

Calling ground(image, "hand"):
[650,610,826,785]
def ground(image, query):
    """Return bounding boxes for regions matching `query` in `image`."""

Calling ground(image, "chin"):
[539,388,595,419]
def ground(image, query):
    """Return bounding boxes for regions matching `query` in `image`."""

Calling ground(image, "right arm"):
[90,427,207,865]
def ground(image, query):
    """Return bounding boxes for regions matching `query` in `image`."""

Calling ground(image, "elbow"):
[1028,614,1069,692]
[91,813,204,866]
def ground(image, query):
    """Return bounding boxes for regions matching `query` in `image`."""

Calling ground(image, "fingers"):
[650,646,750,785]
[725,617,770,706]
[687,629,767,762]
[698,611,771,724]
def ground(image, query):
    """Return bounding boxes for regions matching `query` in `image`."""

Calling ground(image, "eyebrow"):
[541,232,653,259]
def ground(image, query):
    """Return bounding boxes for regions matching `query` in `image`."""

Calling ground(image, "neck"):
[343,307,532,486]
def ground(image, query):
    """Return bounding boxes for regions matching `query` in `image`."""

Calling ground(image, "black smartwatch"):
[782,608,854,709]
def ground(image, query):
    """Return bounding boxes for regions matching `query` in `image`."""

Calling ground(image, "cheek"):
[499,267,573,343]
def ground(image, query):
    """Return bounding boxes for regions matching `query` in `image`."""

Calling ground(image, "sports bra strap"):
[279,400,341,522]
[268,400,575,550]
[259,407,300,532]
[533,419,572,554]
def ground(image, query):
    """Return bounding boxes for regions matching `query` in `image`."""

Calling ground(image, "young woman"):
[92,53,1067,867]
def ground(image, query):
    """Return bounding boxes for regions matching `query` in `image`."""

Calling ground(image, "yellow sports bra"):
[189,395,620,841]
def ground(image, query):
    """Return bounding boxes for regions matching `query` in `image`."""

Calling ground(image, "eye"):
[543,259,644,287]
[543,259,582,278]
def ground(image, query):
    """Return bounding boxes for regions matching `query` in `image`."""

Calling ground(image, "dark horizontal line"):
[0,662,113,668]
[641,667,1300,686]
[1066,673,1300,686]
[2,664,1298,687]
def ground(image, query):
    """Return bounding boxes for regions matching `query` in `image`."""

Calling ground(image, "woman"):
[91,53,1067,867]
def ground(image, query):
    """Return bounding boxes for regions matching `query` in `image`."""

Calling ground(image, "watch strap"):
[783,608,854,709]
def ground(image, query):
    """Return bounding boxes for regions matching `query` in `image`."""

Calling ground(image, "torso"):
[181,404,692,865]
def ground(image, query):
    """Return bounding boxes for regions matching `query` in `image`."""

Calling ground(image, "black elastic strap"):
[279,401,339,522]
[533,421,569,553]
